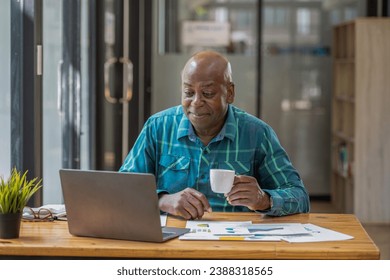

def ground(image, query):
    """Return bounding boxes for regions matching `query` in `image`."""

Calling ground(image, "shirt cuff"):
[255,190,283,215]
[157,190,170,197]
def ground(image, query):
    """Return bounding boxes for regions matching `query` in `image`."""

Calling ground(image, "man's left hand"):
[226,175,271,211]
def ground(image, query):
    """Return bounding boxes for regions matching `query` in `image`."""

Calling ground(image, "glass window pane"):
[80,0,91,171]
[159,0,257,55]
[43,0,90,204]
[0,1,11,177]
[262,1,328,196]
[43,0,63,203]
[296,8,320,45]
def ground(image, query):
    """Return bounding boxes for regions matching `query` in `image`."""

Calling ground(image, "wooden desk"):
[0,213,380,259]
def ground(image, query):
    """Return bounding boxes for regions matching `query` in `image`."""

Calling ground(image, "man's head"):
[181,51,235,140]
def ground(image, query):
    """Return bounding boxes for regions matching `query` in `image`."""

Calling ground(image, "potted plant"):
[0,168,42,239]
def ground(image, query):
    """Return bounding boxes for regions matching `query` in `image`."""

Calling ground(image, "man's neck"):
[195,126,223,146]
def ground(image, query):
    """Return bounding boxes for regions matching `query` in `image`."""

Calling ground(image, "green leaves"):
[0,168,42,214]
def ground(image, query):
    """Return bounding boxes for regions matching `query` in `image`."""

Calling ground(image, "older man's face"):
[181,59,234,137]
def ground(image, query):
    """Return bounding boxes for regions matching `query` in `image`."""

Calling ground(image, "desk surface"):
[0,213,380,259]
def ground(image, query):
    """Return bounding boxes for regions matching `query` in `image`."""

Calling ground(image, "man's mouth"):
[190,112,208,118]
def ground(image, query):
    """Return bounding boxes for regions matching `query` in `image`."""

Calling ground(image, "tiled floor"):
[311,200,390,260]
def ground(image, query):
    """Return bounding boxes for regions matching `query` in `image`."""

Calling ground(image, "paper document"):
[179,220,281,241]
[179,221,354,242]
[281,223,354,243]
[160,214,167,227]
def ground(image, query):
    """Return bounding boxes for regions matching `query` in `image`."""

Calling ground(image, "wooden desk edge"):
[0,213,381,260]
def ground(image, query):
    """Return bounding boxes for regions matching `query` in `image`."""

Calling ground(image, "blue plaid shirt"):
[120,105,310,216]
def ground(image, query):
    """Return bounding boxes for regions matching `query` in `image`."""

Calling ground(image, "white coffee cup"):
[210,169,235,193]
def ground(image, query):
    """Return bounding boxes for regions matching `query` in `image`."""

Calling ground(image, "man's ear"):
[227,82,235,104]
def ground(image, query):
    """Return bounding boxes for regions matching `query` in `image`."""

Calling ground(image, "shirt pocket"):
[158,154,190,192]
[215,160,253,175]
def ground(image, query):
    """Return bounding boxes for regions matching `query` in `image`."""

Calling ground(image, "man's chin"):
[190,114,209,121]
[190,120,209,131]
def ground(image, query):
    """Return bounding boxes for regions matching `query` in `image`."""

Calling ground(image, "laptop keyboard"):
[162,231,176,238]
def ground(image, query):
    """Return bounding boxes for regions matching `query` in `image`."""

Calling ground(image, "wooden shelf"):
[331,18,390,223]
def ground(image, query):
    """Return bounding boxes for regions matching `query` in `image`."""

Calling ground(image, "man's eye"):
[203,92,214,98]
[184,91,194,97]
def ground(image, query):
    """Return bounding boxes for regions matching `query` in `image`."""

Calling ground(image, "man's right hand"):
[158,188,212,220]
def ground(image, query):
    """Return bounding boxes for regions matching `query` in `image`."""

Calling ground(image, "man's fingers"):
[158,188,211,220]
[226,187,270,211]
[227,182,258,197]
[186,188,212,213]
[227,189,252,203]
[179,200,201,220]
[233,175,255,184]
[177,188,212,219]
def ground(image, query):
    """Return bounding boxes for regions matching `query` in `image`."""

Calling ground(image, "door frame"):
[10,0,43,206]
[95,0,152,171]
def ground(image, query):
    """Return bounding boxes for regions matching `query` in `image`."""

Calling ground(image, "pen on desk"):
[218,236,246,241]
[213,234,253,236]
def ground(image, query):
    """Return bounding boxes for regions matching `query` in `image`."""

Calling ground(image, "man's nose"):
[192,92,204,106]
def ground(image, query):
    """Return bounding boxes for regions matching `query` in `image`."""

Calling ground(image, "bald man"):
[120,51,310,220]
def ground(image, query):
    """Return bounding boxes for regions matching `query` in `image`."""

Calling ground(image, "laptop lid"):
[59,169,189,242]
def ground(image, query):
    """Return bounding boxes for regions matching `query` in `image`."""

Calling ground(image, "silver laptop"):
[59,169,189,242]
